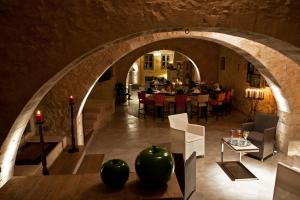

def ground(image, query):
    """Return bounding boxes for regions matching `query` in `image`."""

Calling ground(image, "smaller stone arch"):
[123,50,201,87]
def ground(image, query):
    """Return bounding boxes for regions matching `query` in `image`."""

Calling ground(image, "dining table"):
[146,94,191,104]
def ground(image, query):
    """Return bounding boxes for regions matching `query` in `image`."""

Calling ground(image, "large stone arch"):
[1,27,300,187]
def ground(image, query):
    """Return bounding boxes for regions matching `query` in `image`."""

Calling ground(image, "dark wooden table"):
[0,172,183,200]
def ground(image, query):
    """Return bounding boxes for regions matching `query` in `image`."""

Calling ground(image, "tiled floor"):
[87,93,291,200]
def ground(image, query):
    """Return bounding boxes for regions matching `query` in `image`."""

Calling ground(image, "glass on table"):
[229,129,236,143]
[236,129,242,138]
[243,131,250,140]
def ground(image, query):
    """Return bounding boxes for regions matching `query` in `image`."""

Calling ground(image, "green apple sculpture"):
[135,146,174,186]
[100,159,129,189]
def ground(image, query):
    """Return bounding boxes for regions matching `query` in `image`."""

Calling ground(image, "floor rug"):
[217,161,258,181]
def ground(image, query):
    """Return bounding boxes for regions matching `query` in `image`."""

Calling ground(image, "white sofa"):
[168,113,205,159]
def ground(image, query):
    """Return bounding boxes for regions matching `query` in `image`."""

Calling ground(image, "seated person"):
[192,87,201,94]
[213,82,221,91]
[160,87,167,93]
[189,80,196,89]
[165,81,172,92]
[176,89,184,95]
[146,87,153,94]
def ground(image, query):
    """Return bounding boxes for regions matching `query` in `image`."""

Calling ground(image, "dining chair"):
[190,94,209,122]
[175,95,188,114]
[153,94,166,120]
[209,92,225,120]
[137,91,146,118]
[224,89,233,114]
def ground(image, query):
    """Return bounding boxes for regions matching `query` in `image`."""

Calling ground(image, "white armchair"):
[168,113,205,159]
[273,162,300,200]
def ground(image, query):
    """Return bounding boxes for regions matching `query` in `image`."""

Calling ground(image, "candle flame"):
[36,110,41,115]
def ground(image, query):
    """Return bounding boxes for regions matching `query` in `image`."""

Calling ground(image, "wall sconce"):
[244,87,265,121]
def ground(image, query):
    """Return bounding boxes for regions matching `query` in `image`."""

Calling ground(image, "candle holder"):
[244,88,264,122]
[35,111,49,175]
[68,96,79,153]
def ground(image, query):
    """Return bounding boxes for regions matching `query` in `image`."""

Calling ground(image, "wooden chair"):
[190,94,209,122]
[224,89,233,114]
[209,92,225,120]
[153,94,166,120]
[174,95,188,114]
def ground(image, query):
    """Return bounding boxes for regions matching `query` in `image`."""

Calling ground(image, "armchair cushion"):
[186,133,203,143]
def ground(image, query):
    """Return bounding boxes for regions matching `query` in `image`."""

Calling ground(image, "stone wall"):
[219,47,277,116]
[1,0,300,142]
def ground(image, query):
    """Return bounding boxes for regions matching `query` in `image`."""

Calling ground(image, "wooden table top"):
[0,172,183,200]
[146,95,191,103]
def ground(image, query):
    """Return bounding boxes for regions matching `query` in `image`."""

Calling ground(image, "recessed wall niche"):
[246,62,266,88]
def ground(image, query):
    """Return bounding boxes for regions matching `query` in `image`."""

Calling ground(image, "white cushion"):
[185,132,203,143]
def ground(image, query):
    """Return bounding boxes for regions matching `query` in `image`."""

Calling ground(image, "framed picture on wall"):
[247,62,267,88]
[247,62,254,74]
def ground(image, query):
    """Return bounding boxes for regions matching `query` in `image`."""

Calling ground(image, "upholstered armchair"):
[168,113,205,159]
[240,112,279,161]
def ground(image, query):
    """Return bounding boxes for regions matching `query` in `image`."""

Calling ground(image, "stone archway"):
[124,50,202,87]
[1,27,300,187]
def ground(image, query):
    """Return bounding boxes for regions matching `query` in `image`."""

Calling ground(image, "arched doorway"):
[1,28,300,187]
[125,50,201,90]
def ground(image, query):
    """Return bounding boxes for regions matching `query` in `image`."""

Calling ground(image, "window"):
[161,54,169,69]
[144,54,153,70]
